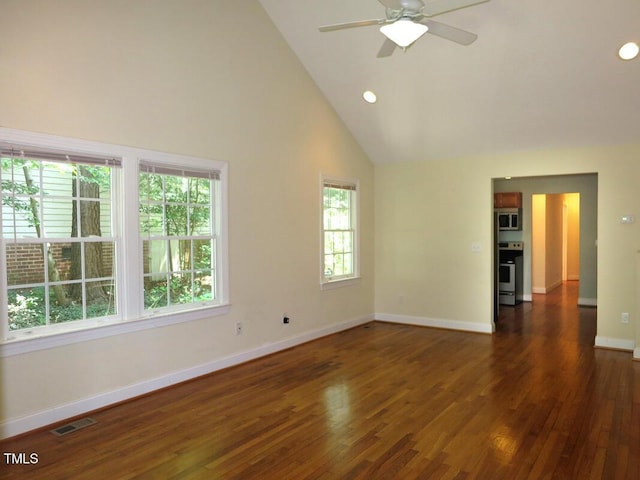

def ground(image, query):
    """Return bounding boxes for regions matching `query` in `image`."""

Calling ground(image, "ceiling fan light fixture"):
[380,19,428,48]
[618,42,639,60]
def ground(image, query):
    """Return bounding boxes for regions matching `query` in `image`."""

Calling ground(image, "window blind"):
[323,181,356,191]
[0,143,121,167]
[139,160,220,180]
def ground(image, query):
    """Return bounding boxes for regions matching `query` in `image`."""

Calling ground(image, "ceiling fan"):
[318,0,490,57]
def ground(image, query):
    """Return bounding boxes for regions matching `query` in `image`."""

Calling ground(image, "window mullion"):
[38,159,50,324]
[120,156,144,318]
[0,240,8,340]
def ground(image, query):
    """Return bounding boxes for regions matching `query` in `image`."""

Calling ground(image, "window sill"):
[321,276,361,290]
[0,303,230,357]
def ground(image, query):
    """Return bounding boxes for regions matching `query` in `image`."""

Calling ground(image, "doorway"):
[531,193,580,298]
[492,173,598,327]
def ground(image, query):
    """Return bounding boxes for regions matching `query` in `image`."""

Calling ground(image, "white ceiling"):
[258,0,640,164]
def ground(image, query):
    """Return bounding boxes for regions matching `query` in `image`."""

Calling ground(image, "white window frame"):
[138,161,222,314]
[321,175,360,287]
[0,128,229,357]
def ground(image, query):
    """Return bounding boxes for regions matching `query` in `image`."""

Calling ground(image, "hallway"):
[496,280,597,347]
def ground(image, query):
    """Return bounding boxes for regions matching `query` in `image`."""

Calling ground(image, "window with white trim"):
[0,129,228,345]
[322,178,358,283]
[139,163,221,311]
[1,148,119,332]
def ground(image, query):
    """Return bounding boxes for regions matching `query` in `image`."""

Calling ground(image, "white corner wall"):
[563,193,581,281]
[0,0,374,438]
[531,194,547,292]
[545,194,564,291]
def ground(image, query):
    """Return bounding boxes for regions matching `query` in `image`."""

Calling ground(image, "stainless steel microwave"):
[497,208,521,231]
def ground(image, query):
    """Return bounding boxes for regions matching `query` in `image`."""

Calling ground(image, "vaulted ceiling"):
[259,0,640,164]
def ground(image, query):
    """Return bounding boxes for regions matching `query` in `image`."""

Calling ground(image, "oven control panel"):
[498,241,523,251]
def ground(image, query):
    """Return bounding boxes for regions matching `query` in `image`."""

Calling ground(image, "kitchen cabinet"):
[494,192,522,208]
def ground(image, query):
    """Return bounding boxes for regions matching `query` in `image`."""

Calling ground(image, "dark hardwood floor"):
[2,282,639,479]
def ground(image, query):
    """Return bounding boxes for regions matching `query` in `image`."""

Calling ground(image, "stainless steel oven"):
[498,242,524,306]
[499,262,516,292]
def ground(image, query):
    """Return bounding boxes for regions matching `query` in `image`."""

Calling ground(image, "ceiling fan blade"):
[420,19,478,45]
[377,38,397,57]
[319,19,385,32]
[422,0,489,18]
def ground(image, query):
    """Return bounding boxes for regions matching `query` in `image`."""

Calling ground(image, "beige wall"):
[0,0,374,435]
[564,193,581,280]
[637,254,640,359]
[374,160,493,330]
[545,194,564,290]
[375,145,640,348]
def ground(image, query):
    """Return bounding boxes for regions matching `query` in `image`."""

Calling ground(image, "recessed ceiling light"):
[362,90,377,104]
[618,42,639,60]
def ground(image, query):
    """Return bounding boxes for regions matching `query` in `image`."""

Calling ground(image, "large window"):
[0,129,228,347]
[322,178,358,283]
[1,149,119,332]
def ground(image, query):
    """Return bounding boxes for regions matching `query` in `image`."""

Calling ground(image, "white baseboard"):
[578,297,597,307]
[517,294,592,305]
[375,313,493,334]
[547,279,563,292]
[0,314,373,440]
[532,280,565,295]
[634,348,640,361]
[594,336,635,352]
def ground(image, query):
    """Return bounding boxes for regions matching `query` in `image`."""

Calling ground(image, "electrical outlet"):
[235,322,243,335]
[621,312,630,324]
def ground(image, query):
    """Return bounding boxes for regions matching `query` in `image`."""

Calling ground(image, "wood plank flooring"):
[2,282,639,479]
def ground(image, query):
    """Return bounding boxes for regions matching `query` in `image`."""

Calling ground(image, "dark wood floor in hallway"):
[2,282,639,479]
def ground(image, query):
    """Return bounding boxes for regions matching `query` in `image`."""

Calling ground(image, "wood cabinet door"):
[495,192,522,208]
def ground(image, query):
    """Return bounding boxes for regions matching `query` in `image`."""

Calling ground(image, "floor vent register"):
[50,417,97,437]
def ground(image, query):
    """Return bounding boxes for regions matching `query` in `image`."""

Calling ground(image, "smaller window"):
[139,162,222,312]
[322,178,358,283]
